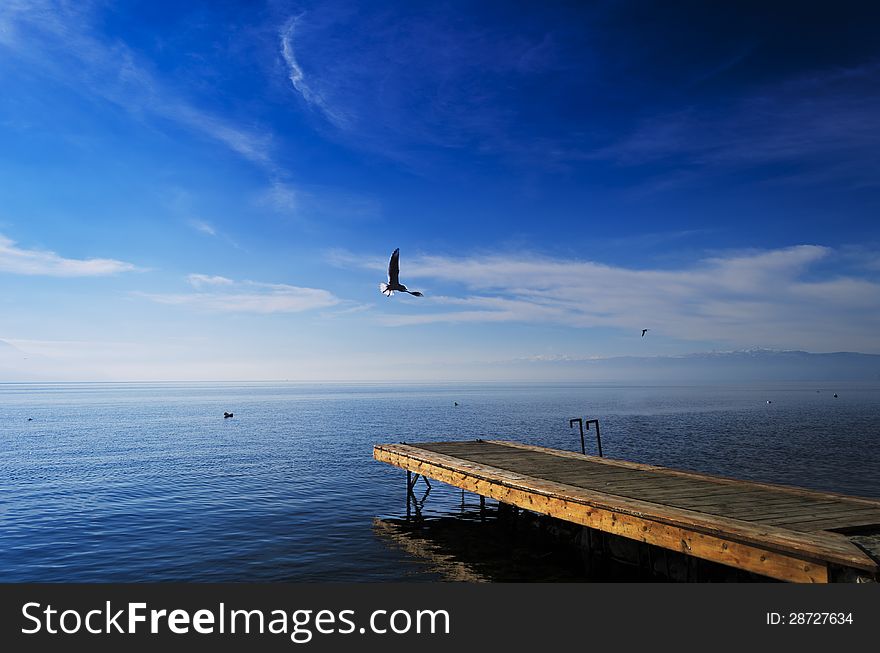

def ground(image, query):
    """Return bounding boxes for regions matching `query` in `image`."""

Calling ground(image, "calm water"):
[1,381,878,582]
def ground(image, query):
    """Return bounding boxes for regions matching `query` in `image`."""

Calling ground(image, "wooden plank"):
[545,473,652,486]
[416,444,502,457]
[660,499,801,517]
[569,475,701,488]
[781,516,880,533]
[543,471,642,483]
[630,492,873,528]
[594,480,732,494]
[760,510,880,528]
[556,481,708,496]
[664,494,796,509]
[436,455,633,479]
[375,443,877,576]
[589,483,783,504]
[717,502,859,521]
[760,506,880,523]
[666,495,832,513]
[622,490,761,507]
[730,503,873,521]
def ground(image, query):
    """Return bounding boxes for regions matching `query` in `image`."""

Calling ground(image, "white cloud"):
[0,234,138,276]
[140,275,340,314]
[353,245,880,352]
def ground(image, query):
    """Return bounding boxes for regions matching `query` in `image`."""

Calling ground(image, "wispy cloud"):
[324,248,387,272]
[343,245,880,352]
[186,218,245,251]
[280,15,350,129]
[0,234,138,276]
[0,1,277,171]
[256,180,298,213]
[186,274,235,288]
[139,274,340,314]
[188,219,217,237]
[257,184,382,228]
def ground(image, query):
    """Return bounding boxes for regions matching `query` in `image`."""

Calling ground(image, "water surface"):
[1,382,877,581]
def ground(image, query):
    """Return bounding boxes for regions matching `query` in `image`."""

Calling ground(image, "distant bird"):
[27,418,33,421]
[833,394,839,398]
[454,402,459,406]
[641,329,649,337]
[379,248,423,297]
[224,412,234,419]
[766,400,772,404]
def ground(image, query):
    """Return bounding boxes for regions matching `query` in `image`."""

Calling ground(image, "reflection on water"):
[373,506,600,582]
[373,503,772,583]
[373,517,487,582]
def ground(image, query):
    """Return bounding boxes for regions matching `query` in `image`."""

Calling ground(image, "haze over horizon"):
[1,1,878,381]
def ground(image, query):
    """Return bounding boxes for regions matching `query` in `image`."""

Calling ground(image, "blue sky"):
[0,0,878,380]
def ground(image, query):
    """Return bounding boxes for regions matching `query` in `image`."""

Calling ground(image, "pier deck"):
[374,440,880,582]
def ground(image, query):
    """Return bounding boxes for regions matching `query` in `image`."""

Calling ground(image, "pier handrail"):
[570,417,603,457]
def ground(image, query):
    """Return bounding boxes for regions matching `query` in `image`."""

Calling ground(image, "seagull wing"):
[388,248,400,285]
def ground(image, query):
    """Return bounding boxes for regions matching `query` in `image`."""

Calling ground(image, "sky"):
[0,0,878,381]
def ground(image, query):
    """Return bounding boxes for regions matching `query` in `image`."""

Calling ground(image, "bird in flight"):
[380,248,423,297]
[641,329,649,337]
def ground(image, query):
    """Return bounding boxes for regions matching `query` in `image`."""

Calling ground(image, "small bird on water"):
[224,412,234,419]
[641,329,649,337]
[379,248,423,297]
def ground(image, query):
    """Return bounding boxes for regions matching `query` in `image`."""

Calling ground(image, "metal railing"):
[569,417,603,457]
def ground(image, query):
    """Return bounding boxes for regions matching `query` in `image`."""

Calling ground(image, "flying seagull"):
[641,329,649,337]
[380,248,423,297]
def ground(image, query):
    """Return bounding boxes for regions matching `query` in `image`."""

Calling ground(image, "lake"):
[1,381,878,581]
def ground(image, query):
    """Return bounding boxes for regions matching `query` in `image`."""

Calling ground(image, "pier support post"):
[406,471,412,520]
[405,472,432,520]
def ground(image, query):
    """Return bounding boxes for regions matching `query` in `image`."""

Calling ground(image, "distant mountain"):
[504,349,880,382]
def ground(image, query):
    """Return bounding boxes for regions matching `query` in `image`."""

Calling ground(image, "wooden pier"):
[374,440,880,583]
